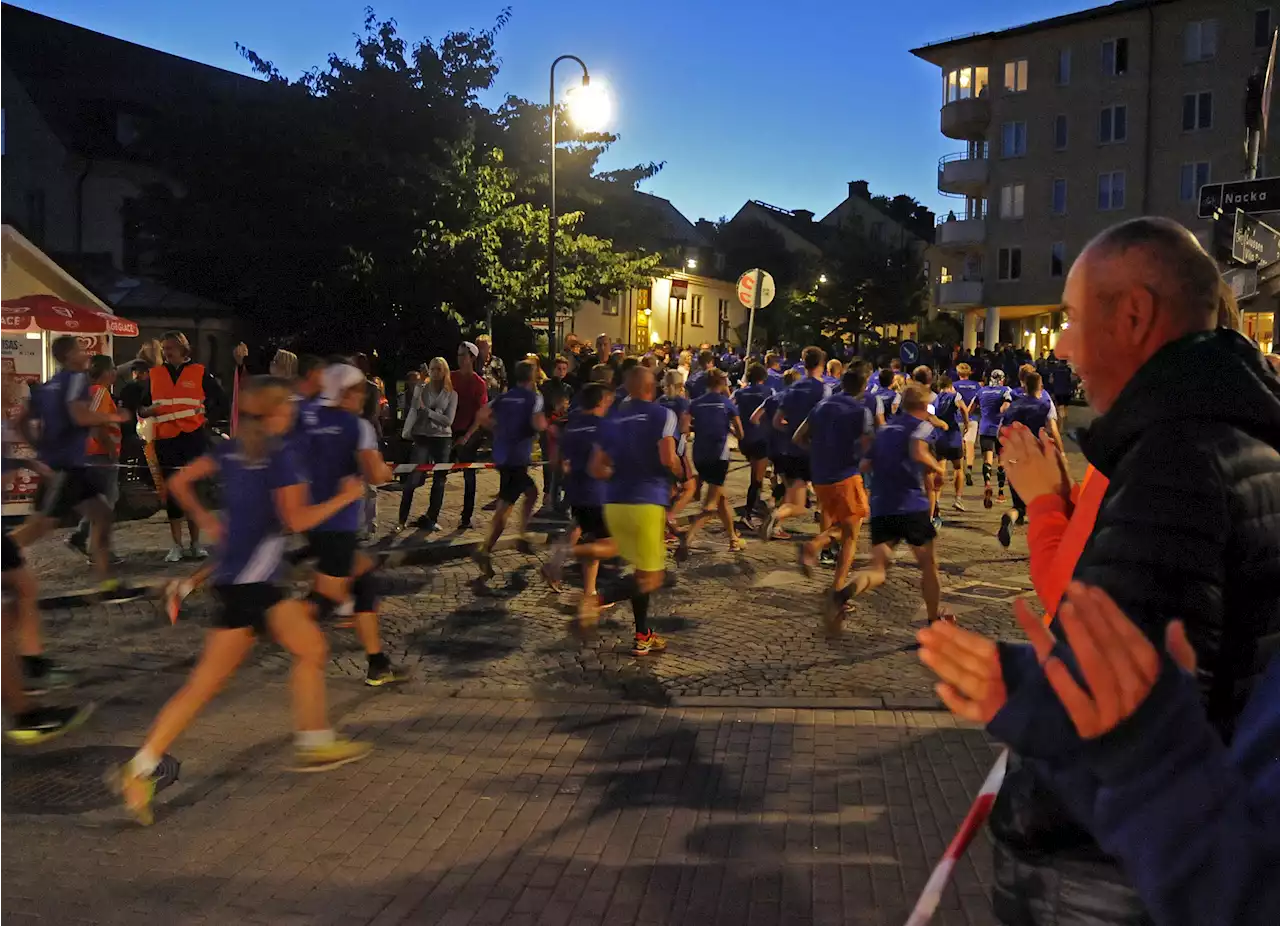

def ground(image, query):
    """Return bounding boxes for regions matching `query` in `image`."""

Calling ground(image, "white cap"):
[320,363,366,406]
[460,341,479,358]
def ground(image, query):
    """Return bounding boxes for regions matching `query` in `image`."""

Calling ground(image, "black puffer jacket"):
[988,329,1280,926]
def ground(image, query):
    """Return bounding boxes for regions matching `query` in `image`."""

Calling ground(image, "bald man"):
[984,216,1280,926]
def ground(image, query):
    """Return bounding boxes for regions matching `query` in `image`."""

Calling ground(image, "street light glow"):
[565,80,611,132]
[818,274,828,284]
[1040,326,1050,334]
[686,258,698,270]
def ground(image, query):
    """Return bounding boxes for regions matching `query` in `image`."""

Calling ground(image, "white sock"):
[295,729,335,749]
[130,749,161,778]
[334,598,354,617]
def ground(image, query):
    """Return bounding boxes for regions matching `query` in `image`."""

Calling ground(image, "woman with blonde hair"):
[397,356,457,533]
[523,353,548,387]
[109,376,372,824]
[269,349,299,380]
[658,369,696,528]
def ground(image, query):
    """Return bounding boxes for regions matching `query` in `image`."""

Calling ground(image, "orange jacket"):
[149,362,206,439]
[85,385,121,456]
[1026,465,1110,620]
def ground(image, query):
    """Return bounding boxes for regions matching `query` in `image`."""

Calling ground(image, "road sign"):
[1224,266,1260,300]
[1231,209,1280,265]
[669,279,689,300]
[900,340,920,365]
[1198,176,1280,218]
[737,269,776,310]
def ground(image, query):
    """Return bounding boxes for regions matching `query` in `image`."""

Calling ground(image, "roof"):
[1,225,112,311]
[734,201,833,250]
[2,3,266,157]
[910,0,1173,59]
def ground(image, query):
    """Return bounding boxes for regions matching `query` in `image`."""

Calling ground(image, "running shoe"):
[982,487,993,509]
[631,631,667,656]
[65,533,89,556]
[931,611,959,625]
[758,511,779,542]
[105,761,157,825]
[540,561,564,593]
[727,536,747,554]
[292,737,372,772]
[187,545,209,560]
[818,548,837,568]
[997,513,1013,548]
[458,518,474,532]
[22,661,77,695]
[965,472,974,487]
[931,514,944,530]
[798,544,817,578]
[365,662,407,687]
[99,578,139,604]
[952,500,967,512]
[164,579,194,624]
[471,548,495,579]
[164,545,184,563]
[416,519,440,534]
[997,491,1006,504]
[6,702,95,746]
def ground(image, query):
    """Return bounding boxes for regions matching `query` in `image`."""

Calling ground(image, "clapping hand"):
[999,423,1070,503]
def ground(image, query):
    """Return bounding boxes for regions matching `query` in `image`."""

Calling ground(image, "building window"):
[1099,105,1128,143]
[1184,19,1218,61]
[1051,178,1068,215]
[1053,114,1068,150]
[690,294,704,327]
[600,294,620,316]
[1003,59,1028,93]
[944,66,990,103]
[1182,91,1213,131]
[997,247,1022,281]
[1098,171,1126,211]
[1180,161,1212,202]
[1050,242,1066,278]
[1057,48,1072,85]
[1257,8,1274,48]
[1102,37,1129,75]
[718,299,731,343]
[1001,121,1027,157]
[1000,183,1026,219]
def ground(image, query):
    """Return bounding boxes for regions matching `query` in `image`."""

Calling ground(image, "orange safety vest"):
[149,362,207,439]
[85,385,122,456]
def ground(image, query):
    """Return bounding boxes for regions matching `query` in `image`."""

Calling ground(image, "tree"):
[708,219,819,348]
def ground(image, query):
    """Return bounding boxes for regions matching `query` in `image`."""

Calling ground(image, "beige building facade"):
[570,272,746,353]
[914,0,1280,353]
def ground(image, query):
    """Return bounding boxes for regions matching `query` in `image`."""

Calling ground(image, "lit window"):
[1183,91,1213,131]
[1000,183,1026,219]
[1180,161,1211,202]
[1052,179,1068,215]
[944,66,989,103]
[1003,59,1028,93]
[1051,242,1066,278]
[690,294,704,327]
[1102,37,1129,75]
[1099,105,1128,143]
[1001,121,1027,157]
[1057,48,1072,85]
[600,294,619,316]
[1098,171,1126,211]
[997,247,1022,281]
[1054,114,1068,150]
[1184,19,1218,61]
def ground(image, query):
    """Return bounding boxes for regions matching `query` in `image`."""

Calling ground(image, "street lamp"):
[686,258,698,270]
[548,55,610,357]
[818,274,828,284]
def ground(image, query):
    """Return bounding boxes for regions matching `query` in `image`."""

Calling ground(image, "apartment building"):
[913,0,1279,354]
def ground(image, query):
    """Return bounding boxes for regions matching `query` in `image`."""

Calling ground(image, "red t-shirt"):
[450,370,488,435]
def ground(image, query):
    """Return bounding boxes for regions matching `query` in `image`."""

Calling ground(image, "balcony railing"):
[940,95,990,140]
[935,215,987,249]
[938,152,989,195]
[935,279,984,306]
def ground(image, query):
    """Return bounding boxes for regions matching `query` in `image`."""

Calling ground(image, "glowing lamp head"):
[565,80,611,132]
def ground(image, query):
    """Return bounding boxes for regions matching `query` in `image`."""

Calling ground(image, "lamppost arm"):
[548,55,590,359]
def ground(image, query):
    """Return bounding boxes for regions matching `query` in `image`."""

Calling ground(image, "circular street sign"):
[737,269,776,310]
[900,339,919,365]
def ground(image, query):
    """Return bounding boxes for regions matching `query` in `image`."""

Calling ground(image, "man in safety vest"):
[139,330,225,562]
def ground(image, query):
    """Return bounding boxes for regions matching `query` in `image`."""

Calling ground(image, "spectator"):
[451,341,489,531]
[397,357,457,533]
[476,335,506,396]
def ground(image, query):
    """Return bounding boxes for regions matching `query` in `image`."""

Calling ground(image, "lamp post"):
[547,55,609,358]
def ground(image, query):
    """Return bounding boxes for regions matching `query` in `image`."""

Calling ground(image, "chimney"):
[848,180,870,200]
[793,209,815,223]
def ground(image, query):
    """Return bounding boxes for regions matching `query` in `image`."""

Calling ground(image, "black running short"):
[870,512,936,548]
[2,533,22,572]
[33,466,107,520]
[306,530,357,578]
[936,444,963,463]
[498,466,536,504]
[740,440,768,462]
[774,455,811,484]
[572,505,609,539]
[213,582,283,633]
[696,459,729,487]
[979,435,1002,455]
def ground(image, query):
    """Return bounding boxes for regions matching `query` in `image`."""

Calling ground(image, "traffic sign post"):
[1198,176,1280,218]
[1224,266,1260,301]
[737,268,776,363]
[1230,209,1280,266]
[900,339,920,366]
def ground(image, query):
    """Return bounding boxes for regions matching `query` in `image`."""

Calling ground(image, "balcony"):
[940,96,990,140]
[938,152,988,196]
[935,279,984,307]
[936,215,986,250]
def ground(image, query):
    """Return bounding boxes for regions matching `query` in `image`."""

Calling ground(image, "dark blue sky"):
[18,0,1086,222]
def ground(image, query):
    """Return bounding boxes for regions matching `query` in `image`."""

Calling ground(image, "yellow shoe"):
[631,631,667,656]
[292,736,372,772]
[105,763,156,826]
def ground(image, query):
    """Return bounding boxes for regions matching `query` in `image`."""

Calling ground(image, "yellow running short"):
[603,503,667,573]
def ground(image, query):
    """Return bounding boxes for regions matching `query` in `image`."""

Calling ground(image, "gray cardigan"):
[403,382,458,439]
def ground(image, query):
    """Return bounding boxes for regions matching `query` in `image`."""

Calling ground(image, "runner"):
[685,349,715,400]
[951,362,981,486]
[751,368,801,516]
[760,346,829,540]
[657,369,695,532]
[467,360,545,579]
[868,368,898,428]
[677,369,746,560]
[65,355,122,563]
[932,375,970,513]
[108,376,372,825]
[299,363,403,686]
[996,371,1061,548]
[591,365,683,656]
[832,384,954,633]
[763,352,785,393]
[732,363,772,527]
[792,368,872,614]
[976,369,1013,509]
[541,382,616,627]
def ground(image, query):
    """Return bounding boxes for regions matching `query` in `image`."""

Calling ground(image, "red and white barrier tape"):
[392,461,501,475]
[903,749,1008,926]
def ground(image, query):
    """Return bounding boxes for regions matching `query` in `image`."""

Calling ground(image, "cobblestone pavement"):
[20,439,1093,706]
[3,674,1000,926]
